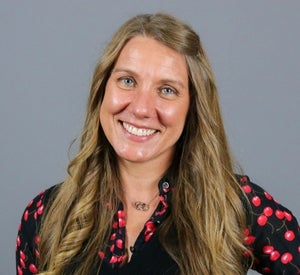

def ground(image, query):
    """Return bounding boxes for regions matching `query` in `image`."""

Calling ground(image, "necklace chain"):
[126,191,159,211]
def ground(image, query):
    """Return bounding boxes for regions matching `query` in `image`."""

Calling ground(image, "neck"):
[118,158,170,208]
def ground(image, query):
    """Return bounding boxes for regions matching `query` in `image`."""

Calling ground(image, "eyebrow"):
[112,68,187,89]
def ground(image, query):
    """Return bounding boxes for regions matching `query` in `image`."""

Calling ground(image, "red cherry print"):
[29,263,38,273]
[20,258,26,268]
[244,235,255,245]
[117,210,125,219]
[284,211,292,221]
[20,250,26,260]
[118,218,125,227]
[112,221,118,229]
[17,266,23,275]
[281,252,293,264]
[240,176,248,183]
[109,255,118,264]
[243,248,253,257]
[252,196,261,207]
[284,230,295,241]
[257,215,268,226]
[264,191,272,200]
[33,211,38,220]
[270,250,280,261]
[244,228,250,236]
[98,251,105,259]
[298,246,300,253]
[262,267,271,273]
[34,235,40,244]
[23,210,29,221]
[37,205,44,215]
[263,245,274,254]
[27,200,33,208]
[263,207,273,217]
[18,223,22,231]
[16,236,21,247]
[275,210,285,220]
[110,244,115,253]
[116,239,123,249]
[36,199,42,208]
[38,190,45,196]
[242,185,252,193]
[110,233,116,240]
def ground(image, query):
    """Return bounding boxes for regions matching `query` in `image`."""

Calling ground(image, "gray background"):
[1,1,299,274]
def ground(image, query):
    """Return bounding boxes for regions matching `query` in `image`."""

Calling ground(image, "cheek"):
[160,102,189,129]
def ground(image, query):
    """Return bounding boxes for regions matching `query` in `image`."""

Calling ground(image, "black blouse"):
[16,176,300,274]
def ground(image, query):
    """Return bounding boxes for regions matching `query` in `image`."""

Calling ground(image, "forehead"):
[114,36,189,83]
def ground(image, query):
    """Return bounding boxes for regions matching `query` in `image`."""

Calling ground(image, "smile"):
[122,122,157,137]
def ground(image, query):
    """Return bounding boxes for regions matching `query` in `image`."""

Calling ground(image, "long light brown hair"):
[38,13,249,274]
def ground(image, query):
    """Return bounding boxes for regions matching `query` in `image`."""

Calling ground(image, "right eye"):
[119,77,135,87]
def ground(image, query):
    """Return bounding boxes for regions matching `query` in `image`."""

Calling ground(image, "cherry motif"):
[242,185,252,193]
[281,252,293,264]
[270,250,280,261]
[33,211,38,220]
[112,221,118,229]
[262,245,274,254]
[29,263,38,273]
[240,176,248,183]
[264,191,273,200]
[16,236,21,247]
[252,196,261,207]
[109,255,118,264]
[284,230,295,241]
[20,258,26,269]
[275,210,285,220]
[17,266,23,275]
[118,218,125,227]
[23,210,29,221]
[20,250,26,260]
[257,215,268,226]
[298,246,300,253]
[116,239,123,249]
[18,223,22,231]
[27,200,33,208]
[36,199,42,208]
[98,251,105,259]
[244,235,255,245]
[37,205,44,215]
[34,235,40,245]
[284,211,292,221]
[263,207,273,217]
[110,233,116,240]
[262,267,271,273]
[110,244,115,253]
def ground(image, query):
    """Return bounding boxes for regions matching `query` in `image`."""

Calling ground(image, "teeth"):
[122,122,156,137]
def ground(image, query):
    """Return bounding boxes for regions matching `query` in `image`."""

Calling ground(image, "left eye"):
[161,87,175,95]
[120,77,135,86]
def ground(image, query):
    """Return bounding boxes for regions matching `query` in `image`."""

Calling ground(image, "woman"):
[16,13,300,274]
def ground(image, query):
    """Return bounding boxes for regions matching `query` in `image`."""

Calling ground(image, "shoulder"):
[238,175,300,273]
[16,184,60,274]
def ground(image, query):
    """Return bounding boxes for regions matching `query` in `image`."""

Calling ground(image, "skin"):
[99,36,190,260]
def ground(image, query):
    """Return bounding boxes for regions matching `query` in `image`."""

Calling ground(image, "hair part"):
[38,13,250,274]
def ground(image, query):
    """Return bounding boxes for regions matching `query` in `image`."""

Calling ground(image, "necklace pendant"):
[134,201,150,211]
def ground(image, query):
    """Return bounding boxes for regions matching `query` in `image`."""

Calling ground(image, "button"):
[162,181,169,189]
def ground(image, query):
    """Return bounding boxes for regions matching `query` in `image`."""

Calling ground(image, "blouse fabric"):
[16,176,300,274]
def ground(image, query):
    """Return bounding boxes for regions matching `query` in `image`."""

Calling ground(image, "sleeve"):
[16,187,53,275]
[240,176,300,274]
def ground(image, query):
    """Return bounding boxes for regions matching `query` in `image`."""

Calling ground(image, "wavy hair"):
[38,13,249,274]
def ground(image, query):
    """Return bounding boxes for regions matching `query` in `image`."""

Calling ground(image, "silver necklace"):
[130,192,160,211]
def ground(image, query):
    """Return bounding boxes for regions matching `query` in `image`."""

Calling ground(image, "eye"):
[119,77,135,87]
[161,87,176,95]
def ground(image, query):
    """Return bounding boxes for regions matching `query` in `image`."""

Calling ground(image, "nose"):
[129,90,156,118]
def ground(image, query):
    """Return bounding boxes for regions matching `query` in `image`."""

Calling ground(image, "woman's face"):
[100,36,190,167]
